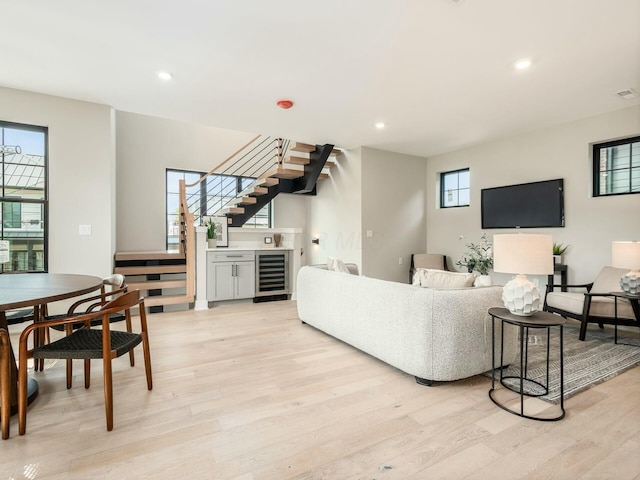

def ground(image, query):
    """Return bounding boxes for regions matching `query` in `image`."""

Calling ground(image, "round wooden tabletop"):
[0,273,103,312]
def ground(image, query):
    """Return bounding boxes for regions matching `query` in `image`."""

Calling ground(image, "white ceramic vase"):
[475,274,493,287]
[207,238,217,248]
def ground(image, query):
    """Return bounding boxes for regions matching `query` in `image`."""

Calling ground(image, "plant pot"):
[207,238,217,248]
[553,254,562,265]
[475,274,492,287]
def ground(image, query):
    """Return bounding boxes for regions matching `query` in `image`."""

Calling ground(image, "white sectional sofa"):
[296,265,518,385]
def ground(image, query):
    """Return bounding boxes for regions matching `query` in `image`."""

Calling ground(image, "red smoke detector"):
[276,99,294,109]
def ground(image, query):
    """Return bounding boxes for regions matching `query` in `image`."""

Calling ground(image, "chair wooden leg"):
[66,359,73,389]
[103,356,113,431]
[579,318,589,341]
[84,359,91,389]
[1,334,10,440]
[125,310,135,367]
[18,343,29,435]
[142,332,153,390]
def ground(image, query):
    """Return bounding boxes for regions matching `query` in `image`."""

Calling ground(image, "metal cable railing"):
[181,135,291,222]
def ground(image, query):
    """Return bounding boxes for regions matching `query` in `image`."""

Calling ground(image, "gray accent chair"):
[544,266,639,340]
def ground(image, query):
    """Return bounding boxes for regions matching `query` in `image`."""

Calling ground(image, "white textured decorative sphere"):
[620,272,639,295]
[502,275,541,316]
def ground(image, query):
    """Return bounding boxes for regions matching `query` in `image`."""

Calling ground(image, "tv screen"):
[481,179,564,229]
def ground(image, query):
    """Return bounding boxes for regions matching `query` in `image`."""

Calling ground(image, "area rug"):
[486,324,640,404]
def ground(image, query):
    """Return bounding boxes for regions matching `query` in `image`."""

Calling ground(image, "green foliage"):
[553,242,569,255]
[205,218,216,239]
[456,233,493,275]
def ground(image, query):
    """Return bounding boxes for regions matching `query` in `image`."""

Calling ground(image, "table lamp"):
[611,241,640,295]
[493,233,554,316]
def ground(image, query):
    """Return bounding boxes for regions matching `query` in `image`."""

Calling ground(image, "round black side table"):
[488,307,566,421]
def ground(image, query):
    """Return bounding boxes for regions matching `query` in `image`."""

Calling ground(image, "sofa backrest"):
[308,263,360,275]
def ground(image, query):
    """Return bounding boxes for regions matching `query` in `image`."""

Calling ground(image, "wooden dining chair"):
[1,327,11,440]
[18,290,152,435]
[40,274,133,374]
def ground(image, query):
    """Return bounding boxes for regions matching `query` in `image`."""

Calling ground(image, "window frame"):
[592,135,640,198]
[440,168,470,208]
[166,168,272,249]
[1,120,48,273]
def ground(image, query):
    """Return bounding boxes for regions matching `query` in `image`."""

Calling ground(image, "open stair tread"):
[284,155,310,166]
[268,167,304,180]
[115,264,187,275]
[127,279,187,291]
[144,294,193,308]
[115,251,185,262]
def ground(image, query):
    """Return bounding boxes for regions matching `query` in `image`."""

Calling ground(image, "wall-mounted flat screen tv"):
[481,179,564,229]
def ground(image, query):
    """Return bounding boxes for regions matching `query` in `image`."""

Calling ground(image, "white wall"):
[426,105,640,285]
[307,148,363,267]
[115,112,258,251]
[361,147,427,283]
[0,86,114,277]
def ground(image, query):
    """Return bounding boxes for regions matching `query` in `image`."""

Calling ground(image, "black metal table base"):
[488,308,565,422]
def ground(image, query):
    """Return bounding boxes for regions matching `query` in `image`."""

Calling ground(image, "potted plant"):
[205,218,217,248]
[553,242,569,264]
[456,233,493,285]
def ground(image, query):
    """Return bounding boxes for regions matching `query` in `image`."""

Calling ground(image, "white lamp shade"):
[493,234,554,275]
[611,241,640,270]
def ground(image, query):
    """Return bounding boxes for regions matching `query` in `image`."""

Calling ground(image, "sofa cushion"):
[413,268,475,289]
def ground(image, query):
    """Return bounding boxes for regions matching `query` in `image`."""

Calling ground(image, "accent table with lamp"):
[488,233,566,420]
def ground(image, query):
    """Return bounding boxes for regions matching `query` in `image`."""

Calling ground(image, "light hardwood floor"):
[2,300,640,479]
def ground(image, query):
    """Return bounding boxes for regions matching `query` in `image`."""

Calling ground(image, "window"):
[593,136,640,197]
[440,168,470,208]
[166,169,272,249]
[1,121,48,273]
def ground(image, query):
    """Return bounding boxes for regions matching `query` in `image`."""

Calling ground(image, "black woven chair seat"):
[47,313,127,331]
[33,329,142,360]
[5,309,35,325]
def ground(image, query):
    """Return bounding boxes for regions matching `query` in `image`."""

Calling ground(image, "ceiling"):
[1,0,639,157]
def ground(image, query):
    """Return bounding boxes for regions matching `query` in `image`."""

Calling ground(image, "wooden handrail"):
[178,179,195,300]
[184,134,261,188]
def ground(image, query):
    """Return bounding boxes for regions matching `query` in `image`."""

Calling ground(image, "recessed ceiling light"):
[514,58,532,70]
[157,71,173,81]
[375,122,386,129]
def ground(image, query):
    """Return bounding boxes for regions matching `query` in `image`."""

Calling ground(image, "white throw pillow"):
[333,258,352,274]
[414,268,475,289]
[326,257,337,271]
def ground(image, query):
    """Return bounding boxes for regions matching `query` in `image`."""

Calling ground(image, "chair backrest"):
[412,254,447,271]
[101,289,142,312]
[591,266,629,293]
[410,253,448,283]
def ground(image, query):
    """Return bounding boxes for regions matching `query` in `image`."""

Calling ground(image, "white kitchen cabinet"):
[206,251,255,301]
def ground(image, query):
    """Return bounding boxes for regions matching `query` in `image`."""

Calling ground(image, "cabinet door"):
[207,262,235,301]
[235,261,256,299]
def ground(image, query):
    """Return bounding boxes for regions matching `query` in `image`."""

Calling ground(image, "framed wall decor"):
[213,216,229,247]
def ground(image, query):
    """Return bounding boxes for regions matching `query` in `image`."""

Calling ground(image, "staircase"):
[114,136,341,312]
[114,181,196,312]
[219,140,340,227]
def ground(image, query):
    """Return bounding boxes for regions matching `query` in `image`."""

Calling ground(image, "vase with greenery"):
[553,242,569,264]
[456,233,493,276]
[205,218,217,248]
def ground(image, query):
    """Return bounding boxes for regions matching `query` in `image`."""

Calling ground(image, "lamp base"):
[620,270,640,295]
[502,274,541,316]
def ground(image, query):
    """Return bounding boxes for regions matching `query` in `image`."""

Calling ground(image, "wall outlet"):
[79,224,92,235]
[398,257,404,265]
[366,230,373,238]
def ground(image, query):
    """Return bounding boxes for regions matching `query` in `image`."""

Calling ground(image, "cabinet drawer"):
[207,251,254,262]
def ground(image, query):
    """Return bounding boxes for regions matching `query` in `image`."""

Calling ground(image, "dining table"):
[0,273,104,414]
